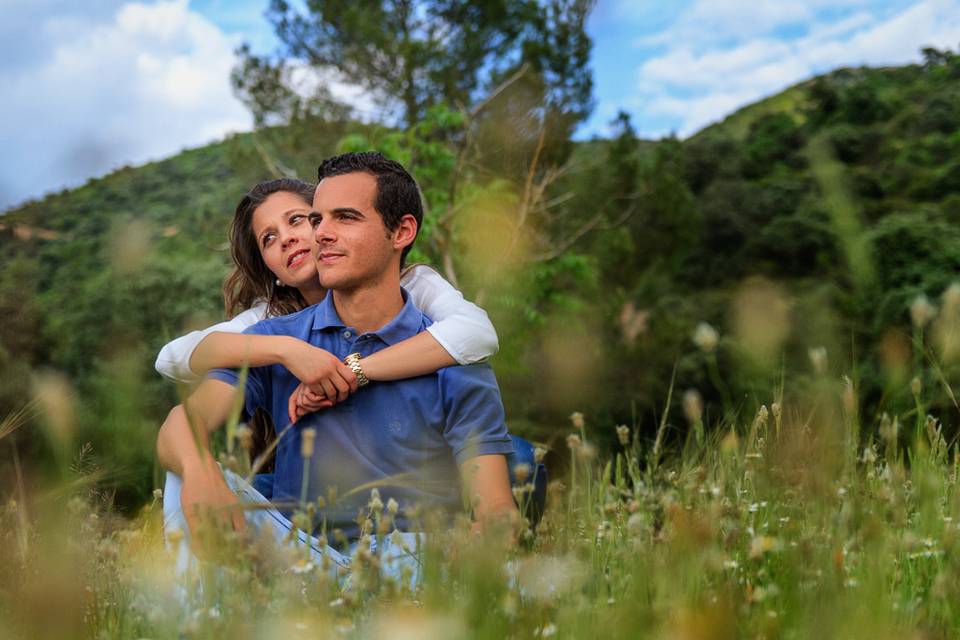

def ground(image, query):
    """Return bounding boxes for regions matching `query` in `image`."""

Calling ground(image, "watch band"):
[344,352,369,387]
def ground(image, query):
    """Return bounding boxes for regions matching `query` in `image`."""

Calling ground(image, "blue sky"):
[1,0,959,210]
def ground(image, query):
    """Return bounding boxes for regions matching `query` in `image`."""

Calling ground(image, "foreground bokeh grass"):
[3,367,960,639]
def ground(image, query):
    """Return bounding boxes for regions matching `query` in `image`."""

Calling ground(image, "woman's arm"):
[157,303,354,402]
[191,331,357,403]
[401,265,499,364]
[155,303,268,384]
[355,265,499,381]
[359,331,456,380]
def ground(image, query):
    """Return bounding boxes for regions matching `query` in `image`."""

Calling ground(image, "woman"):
[155,177,498,422]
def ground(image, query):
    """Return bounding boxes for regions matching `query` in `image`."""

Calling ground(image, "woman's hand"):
[287,383,334,424]
[280,339,358,403]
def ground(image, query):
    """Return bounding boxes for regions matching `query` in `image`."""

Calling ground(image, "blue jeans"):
[162,471,422,593]
[506,435,547,528]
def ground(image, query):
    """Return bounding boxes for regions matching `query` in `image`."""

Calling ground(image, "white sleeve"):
[401,265,499,364]
[154,302,269,384]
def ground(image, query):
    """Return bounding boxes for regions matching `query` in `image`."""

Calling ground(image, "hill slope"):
[2,53,960,506]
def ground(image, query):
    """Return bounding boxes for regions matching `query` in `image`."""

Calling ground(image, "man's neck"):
[330,270,405,335]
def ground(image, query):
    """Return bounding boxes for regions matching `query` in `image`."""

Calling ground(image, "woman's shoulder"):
[400,263,442,283]
[237,301,269,321]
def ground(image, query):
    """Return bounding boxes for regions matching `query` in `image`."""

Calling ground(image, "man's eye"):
[308,215,321,227]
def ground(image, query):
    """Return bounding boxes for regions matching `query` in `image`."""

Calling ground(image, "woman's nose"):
[280,232,298,249]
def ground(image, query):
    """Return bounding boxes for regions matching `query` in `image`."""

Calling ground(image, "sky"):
[1,0,959,211]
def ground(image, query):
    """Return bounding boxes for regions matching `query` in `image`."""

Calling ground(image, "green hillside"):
[2,53,960,507]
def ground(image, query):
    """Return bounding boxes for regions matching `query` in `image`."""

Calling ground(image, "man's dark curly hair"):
[317,151,424,264]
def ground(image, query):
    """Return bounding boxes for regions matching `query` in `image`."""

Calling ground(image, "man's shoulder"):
[436,361,499,392]
[375,289,434,343]
[245,304,320,336]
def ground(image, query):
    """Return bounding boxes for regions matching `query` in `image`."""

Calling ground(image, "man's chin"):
[318,272,356,291]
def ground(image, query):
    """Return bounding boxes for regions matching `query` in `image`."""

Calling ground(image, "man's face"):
[310,171,398,291]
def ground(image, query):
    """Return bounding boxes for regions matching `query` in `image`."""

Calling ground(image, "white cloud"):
[629,0,875,47]
[0,0,251,209]
[629,0,960,137]
[822,0,960,63]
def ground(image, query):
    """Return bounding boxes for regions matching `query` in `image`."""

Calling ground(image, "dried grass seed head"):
[808,346,828,374]
[910,294,937,329]
[300,427,317,458]
[693,322,719,353]
[569,412,585,430]
[683,389,703,425]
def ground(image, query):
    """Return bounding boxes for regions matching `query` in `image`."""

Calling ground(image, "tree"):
[606,110,640,200]
[234,0,594,137]
[0,255,45,419]
[921,46,957,70]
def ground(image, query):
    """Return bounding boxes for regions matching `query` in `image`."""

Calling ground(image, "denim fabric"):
[162,470,423,596]
[505,436,547,527]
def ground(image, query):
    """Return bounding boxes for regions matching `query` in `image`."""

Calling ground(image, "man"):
[157,152,516,574]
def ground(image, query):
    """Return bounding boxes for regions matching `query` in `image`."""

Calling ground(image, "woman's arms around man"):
[154,265,498,385]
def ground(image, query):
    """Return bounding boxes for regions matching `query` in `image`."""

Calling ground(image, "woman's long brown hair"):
[222,178,318,319]
[222,179,320,471]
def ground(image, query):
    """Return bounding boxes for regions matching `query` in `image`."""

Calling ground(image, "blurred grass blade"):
[0,398,42,442]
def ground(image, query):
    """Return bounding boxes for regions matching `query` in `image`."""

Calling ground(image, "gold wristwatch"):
[344,352,369,387]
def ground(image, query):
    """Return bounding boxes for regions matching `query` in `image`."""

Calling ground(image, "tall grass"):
[2,362,960,639]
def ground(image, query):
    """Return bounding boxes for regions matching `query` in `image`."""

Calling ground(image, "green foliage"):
[240,0,594,136]
[840,80,893,125]
[741,113,806,179]
[3,51,960,510]
[867,211,960,325]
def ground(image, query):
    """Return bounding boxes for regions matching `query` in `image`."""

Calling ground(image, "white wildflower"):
[569,412,585,430]
[910,294,937,329]
[693,322,719,353]
[808,346,828,374]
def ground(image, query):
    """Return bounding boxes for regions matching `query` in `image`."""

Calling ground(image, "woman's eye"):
[261,233,275,247]
[290,214,305,225]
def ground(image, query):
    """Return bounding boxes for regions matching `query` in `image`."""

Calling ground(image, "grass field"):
[2,361,959,640]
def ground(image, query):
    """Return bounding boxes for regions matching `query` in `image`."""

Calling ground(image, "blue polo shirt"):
[209,289,513,539]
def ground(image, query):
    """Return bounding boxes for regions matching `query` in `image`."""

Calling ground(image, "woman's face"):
[250,191,321,293]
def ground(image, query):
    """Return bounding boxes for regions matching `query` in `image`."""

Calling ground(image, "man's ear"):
[392,214,418,252]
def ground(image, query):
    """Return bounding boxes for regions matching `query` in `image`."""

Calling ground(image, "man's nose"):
[313,218,336,243]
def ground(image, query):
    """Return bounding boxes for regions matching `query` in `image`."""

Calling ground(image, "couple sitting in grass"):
[156,152,523,583]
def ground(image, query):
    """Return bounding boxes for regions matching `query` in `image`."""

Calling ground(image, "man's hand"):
[287,382,334,424]
[460,454,518,537]
[280,340,358,404]
[180,456,245,553]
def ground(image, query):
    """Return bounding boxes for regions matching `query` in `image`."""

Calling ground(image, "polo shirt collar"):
[310,292,345,330]
[311,287,423,346]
